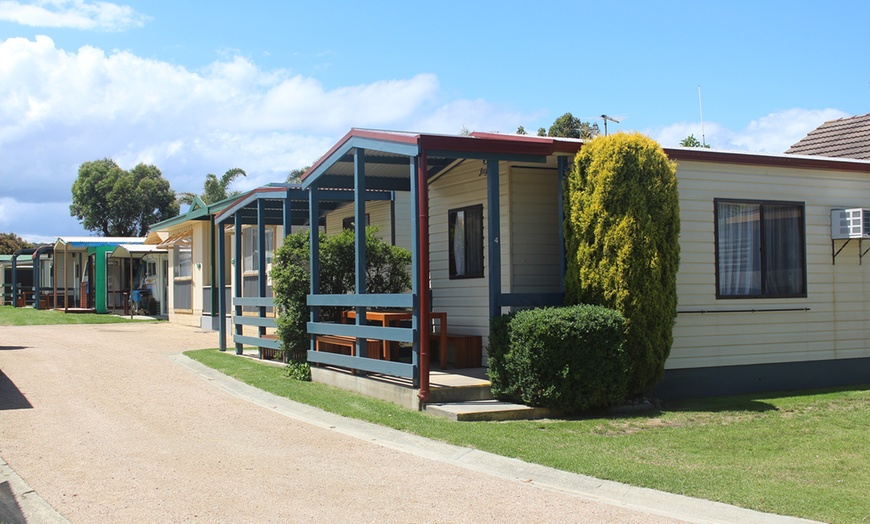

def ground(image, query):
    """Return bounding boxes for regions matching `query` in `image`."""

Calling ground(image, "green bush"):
[487,305,627,413]
[486,312,514,397]
[271,227,412,356]
[564,132,680,397]
[284,360,311,381]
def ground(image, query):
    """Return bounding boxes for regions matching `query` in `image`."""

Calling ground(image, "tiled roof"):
[785,112,870,160]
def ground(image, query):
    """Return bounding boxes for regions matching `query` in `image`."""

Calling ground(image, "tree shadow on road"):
[0,371,32,410]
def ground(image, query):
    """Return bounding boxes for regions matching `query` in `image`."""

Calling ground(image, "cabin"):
[216,129,870,402]
[50,236,146,313]
[657,148,870,397]
[149,197,241,330]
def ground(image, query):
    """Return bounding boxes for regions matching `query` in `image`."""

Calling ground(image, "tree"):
[179,167,246,205]
[679,134,710,148]
[286,166,310,184]
[564,132,680,397]
[70,158,179,236]
[547,112,600,139]
[272,227,412,355]
[537,127,547,137]
[516,125,528,135]
[0,232,33,254]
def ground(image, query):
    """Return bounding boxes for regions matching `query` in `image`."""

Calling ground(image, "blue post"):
[308,188,321,354]
[487,158,501,319]
[234,212,243,354]
[354,148,368,361]
[257,198,267,353]
[284,188,293,238]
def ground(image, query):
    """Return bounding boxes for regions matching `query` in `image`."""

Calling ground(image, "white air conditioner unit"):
[831,208,870,239]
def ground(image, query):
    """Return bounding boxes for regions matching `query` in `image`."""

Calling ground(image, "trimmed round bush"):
[488,305,627,413]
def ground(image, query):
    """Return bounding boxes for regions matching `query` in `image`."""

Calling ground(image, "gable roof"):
[785,112,870,160]
[300,128,583,191]
[148,194,238,231]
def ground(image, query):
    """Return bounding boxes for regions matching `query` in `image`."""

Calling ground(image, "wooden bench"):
[429,334,482,368]
[315,335,386,360]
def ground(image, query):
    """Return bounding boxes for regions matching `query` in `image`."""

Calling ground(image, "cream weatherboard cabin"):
[209,130,869,399]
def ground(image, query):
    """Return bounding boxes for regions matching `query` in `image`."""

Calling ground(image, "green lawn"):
[0,305,156,326]
[186,348,869,524]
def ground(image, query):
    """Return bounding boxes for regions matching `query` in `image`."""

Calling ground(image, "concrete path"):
[0,323,819,523]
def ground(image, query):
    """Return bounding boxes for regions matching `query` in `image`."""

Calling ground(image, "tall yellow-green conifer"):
[564,132,680,396]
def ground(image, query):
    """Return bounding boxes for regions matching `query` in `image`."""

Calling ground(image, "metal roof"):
[213,184,393,226]
[300,128,583,191]
[54,237,146,249]
[664,145,870,173]
[148,194,239,232]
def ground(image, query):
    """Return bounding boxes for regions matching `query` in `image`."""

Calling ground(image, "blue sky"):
[1,0,868,242]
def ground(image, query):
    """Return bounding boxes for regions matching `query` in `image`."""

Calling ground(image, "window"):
[174,244,192,278]
[449,204,484,279]
[171,233,193,311]
[715,199,806,298]
[243,226,274,273]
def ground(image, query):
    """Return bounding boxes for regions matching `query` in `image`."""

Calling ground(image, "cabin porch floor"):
[237,349,555,420]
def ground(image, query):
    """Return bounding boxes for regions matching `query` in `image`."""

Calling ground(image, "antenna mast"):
[601,114,620,136]
[698,85,706,147]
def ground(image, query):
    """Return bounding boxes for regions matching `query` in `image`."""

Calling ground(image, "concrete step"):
[427,383,494,404]
[424,400,558,422]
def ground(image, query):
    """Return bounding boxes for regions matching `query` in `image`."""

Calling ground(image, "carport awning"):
[111,244,167,258]
[157,231,193,249]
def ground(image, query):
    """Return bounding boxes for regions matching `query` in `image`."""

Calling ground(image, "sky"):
[0,0,868,243]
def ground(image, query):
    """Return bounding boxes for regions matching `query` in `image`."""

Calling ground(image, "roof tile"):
[785,112,870,160]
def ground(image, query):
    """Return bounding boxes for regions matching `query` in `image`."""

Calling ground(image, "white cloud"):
[1,34,853,241]
[0,0,149,31]
[0,36,532,238]
[649,108,849,153]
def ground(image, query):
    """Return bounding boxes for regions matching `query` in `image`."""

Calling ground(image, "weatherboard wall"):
[323,192,411,250]
[424,159,565,356]
[670,159,870,370]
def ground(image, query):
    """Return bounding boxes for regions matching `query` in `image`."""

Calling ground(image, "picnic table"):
[343,309,448,369]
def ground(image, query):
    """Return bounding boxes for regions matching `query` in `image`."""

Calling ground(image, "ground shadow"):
[0,372,32,410]
[0,480,26,524]
[0,346,28,351]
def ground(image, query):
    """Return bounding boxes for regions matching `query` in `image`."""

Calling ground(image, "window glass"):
[449,205,484,279]
[244,226,275,272]
[716,200,805,298]
[174,245,192,278]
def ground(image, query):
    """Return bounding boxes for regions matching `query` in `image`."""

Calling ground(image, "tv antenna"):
[698,85,707,147]
[601,114,620,136]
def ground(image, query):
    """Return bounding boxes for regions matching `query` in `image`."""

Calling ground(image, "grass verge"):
[186,348,868,524]
[0,305,157,326]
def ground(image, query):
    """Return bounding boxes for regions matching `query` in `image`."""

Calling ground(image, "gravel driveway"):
[0,322,764,523]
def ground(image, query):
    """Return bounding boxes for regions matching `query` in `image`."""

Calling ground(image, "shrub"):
[564,132,680,397]
[486,312,514,398]
[284,360,311,381]
[487,305,627,413]
[271,226,412,356]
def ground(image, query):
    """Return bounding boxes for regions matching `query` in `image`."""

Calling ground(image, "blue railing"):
[232,296,280,359]
[305,293,417,379]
